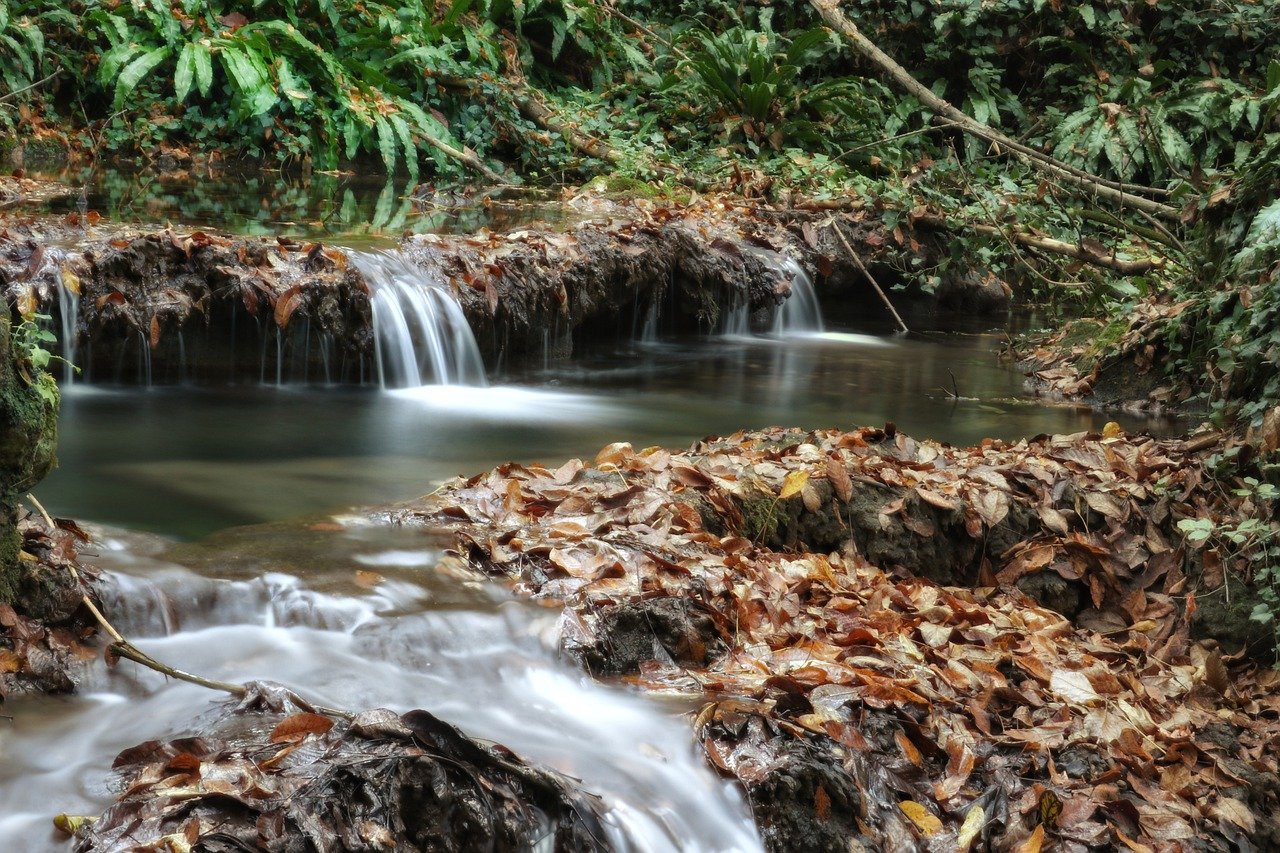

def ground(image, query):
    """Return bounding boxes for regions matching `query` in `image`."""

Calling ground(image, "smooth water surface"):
[42,317,1183,538]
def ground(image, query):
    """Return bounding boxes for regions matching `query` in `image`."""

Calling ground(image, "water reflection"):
[35,167,569,242]
[40,323,1187,538]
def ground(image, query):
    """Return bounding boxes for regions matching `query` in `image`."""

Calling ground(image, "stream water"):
[5,176,1192,851]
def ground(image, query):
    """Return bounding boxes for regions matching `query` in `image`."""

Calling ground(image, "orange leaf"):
[269,712,334,743]
[1014,824,1044,853]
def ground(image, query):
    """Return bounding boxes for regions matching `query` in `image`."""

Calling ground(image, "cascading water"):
[57,267,80,384]
[351,250,487,388]
[0,526,764,852]
[770,256,824,335]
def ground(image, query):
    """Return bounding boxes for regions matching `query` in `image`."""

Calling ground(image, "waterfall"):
[770,256,824,335]
[57,267,80,384]
[351,250,486,388]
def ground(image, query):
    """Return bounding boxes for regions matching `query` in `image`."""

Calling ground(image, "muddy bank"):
[74,688,610,852]
[370,425,1280,851]
[0,195,1001,382]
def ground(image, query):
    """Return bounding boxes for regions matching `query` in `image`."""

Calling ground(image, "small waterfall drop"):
[351,250,486,388]
[771,256,824,335]
[57,268,80,384]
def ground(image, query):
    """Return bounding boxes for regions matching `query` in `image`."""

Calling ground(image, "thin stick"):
[835,121,962,160]
[832,223,909,333]
[23,493,351,719]
[0,70,59,104]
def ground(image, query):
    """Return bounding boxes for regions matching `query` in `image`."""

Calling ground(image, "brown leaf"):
[149,316,161,349]
[825,456,852,503]
[269,712,334,743]
[274,286,303,329]
[354,570,385,589]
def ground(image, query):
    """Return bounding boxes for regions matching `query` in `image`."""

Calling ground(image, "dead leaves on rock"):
[393,424,1280,851]
[74,699,609,853]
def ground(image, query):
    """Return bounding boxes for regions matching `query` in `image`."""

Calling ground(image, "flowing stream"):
[5,182,1193,851]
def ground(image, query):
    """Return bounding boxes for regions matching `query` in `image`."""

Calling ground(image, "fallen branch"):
[809,0,1180,220]
[831,221,910,333]
[418,129,506,184]
[24,492,350,718]
[0,70,60,104]
[914,214,1165,275]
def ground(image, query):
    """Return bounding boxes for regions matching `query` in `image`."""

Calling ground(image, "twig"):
[831,223,909,334]
[23,493,352,719]
[0,70,60,104]
[835,121,962,160]
[949,369,960,400]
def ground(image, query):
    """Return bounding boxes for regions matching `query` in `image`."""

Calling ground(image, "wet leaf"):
[149,316,161,349]
[61,265,81,295]
[53,814,96,835]
[898,800,941,836]
[956,803,984,850]
[354,570,385,589]
[269,712,334,743]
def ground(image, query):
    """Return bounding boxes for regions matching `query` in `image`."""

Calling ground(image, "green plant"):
[666,24,892,155]
[1178,476,1280,659]
[11,313,69,404]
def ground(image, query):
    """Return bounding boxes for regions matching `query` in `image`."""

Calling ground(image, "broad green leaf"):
[114,46,170,110]
[374,113,397,172]
[174,42,195,102]
[194,40,213,96]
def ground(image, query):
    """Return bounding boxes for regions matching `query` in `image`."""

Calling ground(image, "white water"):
[352,250,487,388]
[57,267,80,385]
[770,256,824,335]
[0,526,763,853]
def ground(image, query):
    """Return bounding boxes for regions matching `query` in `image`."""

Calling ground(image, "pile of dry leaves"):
[74,685,610,852]
[379,425,1280,851]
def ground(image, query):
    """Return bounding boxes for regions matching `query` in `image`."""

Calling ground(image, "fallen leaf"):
[898,800,941,836]
[779,470,809,500]
[957,804,984,851]
[1050,669,1100,705]
[269,713,334,743]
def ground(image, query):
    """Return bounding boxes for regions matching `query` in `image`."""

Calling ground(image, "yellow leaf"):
[1103,421,1123,438]
[1014,825,1044,853]
[53,814,96,835]
[957,803,985,851]
[779,469,809,500]
[898,800,942,836]
[61,265,81,295]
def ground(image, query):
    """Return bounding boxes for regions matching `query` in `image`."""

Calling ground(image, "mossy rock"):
[0,317,59,604]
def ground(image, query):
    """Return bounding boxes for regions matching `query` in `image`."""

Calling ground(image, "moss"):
[582,174,662,199]
[0,317,59,605]
[1058,318,1105,349]
[738,489,779,542]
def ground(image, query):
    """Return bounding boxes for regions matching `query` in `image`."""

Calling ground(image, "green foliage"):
[0,0,76,127]
[82,0,502,177]
[1177,475,1280,660]
[10,313,67,404]
[665,24,893,156]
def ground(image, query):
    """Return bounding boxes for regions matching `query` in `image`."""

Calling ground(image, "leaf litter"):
[375,424,1280,851]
